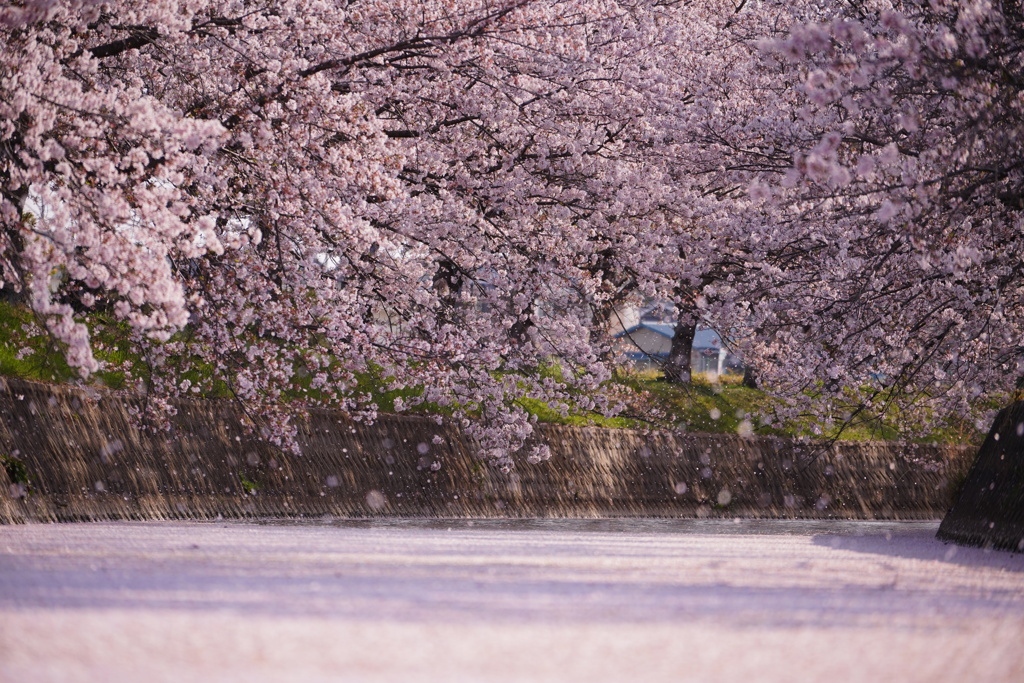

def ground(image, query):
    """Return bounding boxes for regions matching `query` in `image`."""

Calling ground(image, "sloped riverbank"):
[0,378,973,523]
[0,378,972,522]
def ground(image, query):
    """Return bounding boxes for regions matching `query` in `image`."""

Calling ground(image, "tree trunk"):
[432,258,464,326]
[588,301,626,363]
[508,310,533,343]
[664,317,695,384]
[0,183,29,305]
[587,247,634,362]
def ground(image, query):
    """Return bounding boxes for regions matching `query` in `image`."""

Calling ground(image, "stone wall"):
[0,378,974,523]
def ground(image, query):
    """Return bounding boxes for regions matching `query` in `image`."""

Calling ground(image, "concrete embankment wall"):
[0,378,974,523]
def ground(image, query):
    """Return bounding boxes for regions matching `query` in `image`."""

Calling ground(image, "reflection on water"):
[250,516,941,536]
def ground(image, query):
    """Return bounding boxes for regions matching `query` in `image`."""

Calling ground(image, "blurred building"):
[611,302,744,379]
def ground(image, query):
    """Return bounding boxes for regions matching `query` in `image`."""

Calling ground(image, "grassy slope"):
[0,301,984,444]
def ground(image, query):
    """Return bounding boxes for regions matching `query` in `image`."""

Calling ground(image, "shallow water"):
[256,516,946,536]
[2,519,1022,682]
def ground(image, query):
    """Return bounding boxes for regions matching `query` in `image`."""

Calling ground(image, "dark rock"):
[938,402,1024,552]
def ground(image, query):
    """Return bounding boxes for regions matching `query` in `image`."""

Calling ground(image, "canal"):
[1,519,1022,682]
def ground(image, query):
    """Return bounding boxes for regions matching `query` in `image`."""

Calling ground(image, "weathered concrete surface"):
[938,402,1024,551]
[0,377,973,522]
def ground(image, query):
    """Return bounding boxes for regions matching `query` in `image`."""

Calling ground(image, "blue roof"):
[637,322,675,338]
[615,322,725,350]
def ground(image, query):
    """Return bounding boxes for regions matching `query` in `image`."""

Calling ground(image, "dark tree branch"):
[87,28,160,59]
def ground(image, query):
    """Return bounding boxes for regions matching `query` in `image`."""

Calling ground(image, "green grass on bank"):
[0,300,986,444]
[0,301,74,383]
[0,300,151,390]
[611,370,987,445]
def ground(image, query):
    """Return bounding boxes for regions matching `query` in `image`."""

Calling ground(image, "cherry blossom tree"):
[712,0,1024,435]
[1,0,701,463]
[538,0,1023,436]
[3,0,1020,461]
